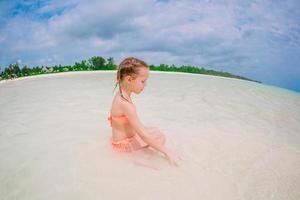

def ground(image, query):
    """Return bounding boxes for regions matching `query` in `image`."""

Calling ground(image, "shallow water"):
[0,71,299,200]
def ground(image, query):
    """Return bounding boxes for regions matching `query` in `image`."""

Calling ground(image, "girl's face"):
[132,67,149,94]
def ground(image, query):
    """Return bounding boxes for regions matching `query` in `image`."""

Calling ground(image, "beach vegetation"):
[0,56,261,83]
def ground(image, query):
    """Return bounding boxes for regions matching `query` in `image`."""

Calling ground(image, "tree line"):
[0,56,261,83]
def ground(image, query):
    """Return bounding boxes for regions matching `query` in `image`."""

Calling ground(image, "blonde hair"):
[113,57,149,103]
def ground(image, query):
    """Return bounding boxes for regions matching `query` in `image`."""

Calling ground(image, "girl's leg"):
[130,127,167,170]
[131,127,166,151]
[145,127,166,145]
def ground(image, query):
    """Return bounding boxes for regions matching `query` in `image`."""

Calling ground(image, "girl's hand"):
[165,149,182,166]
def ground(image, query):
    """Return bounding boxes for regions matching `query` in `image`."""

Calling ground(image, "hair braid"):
[112,57,149,103]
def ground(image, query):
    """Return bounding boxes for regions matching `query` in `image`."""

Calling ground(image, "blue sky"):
[0,0,300,92]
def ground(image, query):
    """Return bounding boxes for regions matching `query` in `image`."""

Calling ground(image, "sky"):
[0,0,300,92]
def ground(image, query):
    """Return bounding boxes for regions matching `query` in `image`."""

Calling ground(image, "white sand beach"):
[0,71,299,200]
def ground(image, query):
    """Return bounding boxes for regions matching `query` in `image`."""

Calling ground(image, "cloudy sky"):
[0,0,299,92]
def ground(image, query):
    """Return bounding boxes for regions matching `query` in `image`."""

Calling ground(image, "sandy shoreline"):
[0,69,257,84]
[0,70,299,199]
[1,70,298,96]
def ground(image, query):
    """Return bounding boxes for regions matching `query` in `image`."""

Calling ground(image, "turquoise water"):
[0,71,299,200]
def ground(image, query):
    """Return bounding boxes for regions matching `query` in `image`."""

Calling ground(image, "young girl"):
[107,57,181,166]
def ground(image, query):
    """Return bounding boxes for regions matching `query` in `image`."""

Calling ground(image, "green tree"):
[4,63,21,78]
[21,65,31,76]
[88,56,106,70]
[106,57,115,69]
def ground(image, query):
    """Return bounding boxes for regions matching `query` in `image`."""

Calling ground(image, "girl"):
[108,57,182,166]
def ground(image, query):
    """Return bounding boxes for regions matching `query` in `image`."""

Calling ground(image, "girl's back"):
[109,91,137,141]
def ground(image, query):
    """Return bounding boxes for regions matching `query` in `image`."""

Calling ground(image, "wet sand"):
[0,71,299,200]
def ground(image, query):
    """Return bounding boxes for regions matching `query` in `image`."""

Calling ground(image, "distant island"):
[0,56,261,83]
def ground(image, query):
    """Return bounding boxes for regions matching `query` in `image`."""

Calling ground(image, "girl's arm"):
[122,103,168,156]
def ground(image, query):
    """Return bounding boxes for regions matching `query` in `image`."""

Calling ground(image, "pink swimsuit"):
[107,112,148,152]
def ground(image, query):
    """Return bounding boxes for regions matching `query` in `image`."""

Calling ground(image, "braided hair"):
[113,57,149,103]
